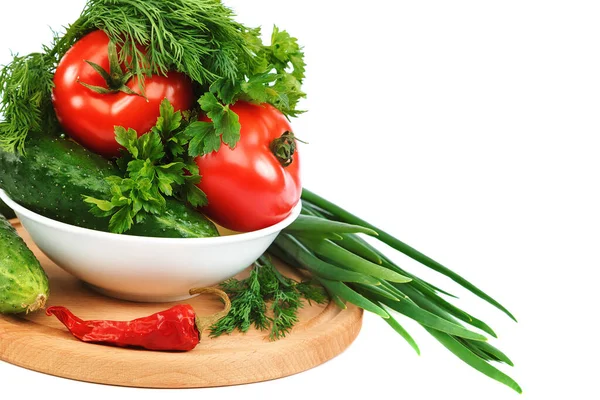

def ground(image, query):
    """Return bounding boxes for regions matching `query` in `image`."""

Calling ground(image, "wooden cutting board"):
[0,221,363,388]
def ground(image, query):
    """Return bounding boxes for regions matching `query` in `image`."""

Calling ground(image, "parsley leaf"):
[115,127,139,158]
[240,73,279,104]
[109,206,135,235]
[137,131,165,161]
[270,26,306,80]
[209,77,240,105]
[219,106,241,148]
[155,99,182,137]
[186,121,217,157]
[156,162,187,196]
[186,184,209,208]
[198,91,222,115]
[197,93,241,152]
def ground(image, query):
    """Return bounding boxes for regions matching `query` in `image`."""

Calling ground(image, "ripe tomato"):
[52,30,194,158]
[195,102,302,232]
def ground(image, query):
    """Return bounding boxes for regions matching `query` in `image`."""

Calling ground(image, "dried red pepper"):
[46,287,231,351]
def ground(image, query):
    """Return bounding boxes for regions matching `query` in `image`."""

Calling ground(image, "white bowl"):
[0,189,301,303]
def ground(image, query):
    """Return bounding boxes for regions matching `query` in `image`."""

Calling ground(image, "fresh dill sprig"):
[0,21,93,153]
[211,256,328,340]
[77,0,258,89]
[0,52,57,154]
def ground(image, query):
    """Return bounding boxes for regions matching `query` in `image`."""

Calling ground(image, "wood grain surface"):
[0,221,363,388]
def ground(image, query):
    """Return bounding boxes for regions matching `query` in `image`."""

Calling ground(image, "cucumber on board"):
[0,198,15,219]
[0,215,49,314]
[0,134,219,239]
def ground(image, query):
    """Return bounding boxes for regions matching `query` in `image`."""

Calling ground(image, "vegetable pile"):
[0,0,520,394]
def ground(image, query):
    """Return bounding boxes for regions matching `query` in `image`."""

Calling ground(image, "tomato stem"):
[270,131,304,167]
[77,40,141,97]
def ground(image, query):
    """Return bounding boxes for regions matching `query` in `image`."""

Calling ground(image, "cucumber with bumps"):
[0,215,49,314]
[0,134,219,238]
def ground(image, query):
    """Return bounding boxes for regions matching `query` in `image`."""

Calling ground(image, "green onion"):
[355,283,400,302]
[287,214,378,236]
[274,234,380,285]
[380,306,421,355]
[333,233,383,265]
[295,236,411,283]
[426,328,522,393]
[265,189,521,392]
[316,278,389,318]
[373,293,488,342]
[300,189,516,322]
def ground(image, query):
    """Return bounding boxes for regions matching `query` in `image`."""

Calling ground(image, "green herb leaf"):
[210,77,241,105]
[186,121,217,157]
[155,98,182,137]
[127,159,154,180]
[203,130,223,154]
[137,131,165,161]
[270,26,305,79]
[108,206,134,234]
[186,184,209,207]
[0,51,58,153]
[240,73,279,103]
[115,127,139,158]
[198,92,241,151]
[198,92,222,116]
[219,107,241,149]
[156,162,187,196]
[82,197,116,212]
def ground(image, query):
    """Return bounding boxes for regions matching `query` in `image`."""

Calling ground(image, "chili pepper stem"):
[189,287,232,339]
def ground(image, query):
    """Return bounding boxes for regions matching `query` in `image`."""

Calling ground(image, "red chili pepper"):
[46,288,230,351]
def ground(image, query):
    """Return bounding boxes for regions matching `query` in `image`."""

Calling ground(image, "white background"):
[1,1,599,399]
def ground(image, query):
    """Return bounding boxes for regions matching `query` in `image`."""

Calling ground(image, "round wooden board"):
[0,221,363,388]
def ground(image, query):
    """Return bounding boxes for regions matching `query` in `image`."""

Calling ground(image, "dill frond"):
[211,257,327,340]
[0,52,58,154]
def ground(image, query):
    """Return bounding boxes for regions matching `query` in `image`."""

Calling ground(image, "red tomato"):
[195,102,302,232]
[52,30,194,158]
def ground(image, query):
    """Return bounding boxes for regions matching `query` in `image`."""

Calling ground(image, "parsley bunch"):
[83,100,207,234]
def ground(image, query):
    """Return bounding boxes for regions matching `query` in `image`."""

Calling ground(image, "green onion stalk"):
[267,188,521,393]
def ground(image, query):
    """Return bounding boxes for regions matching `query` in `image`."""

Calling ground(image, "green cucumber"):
[0,134,219,238]
[0,215,49,314]
[0,199,15,219]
